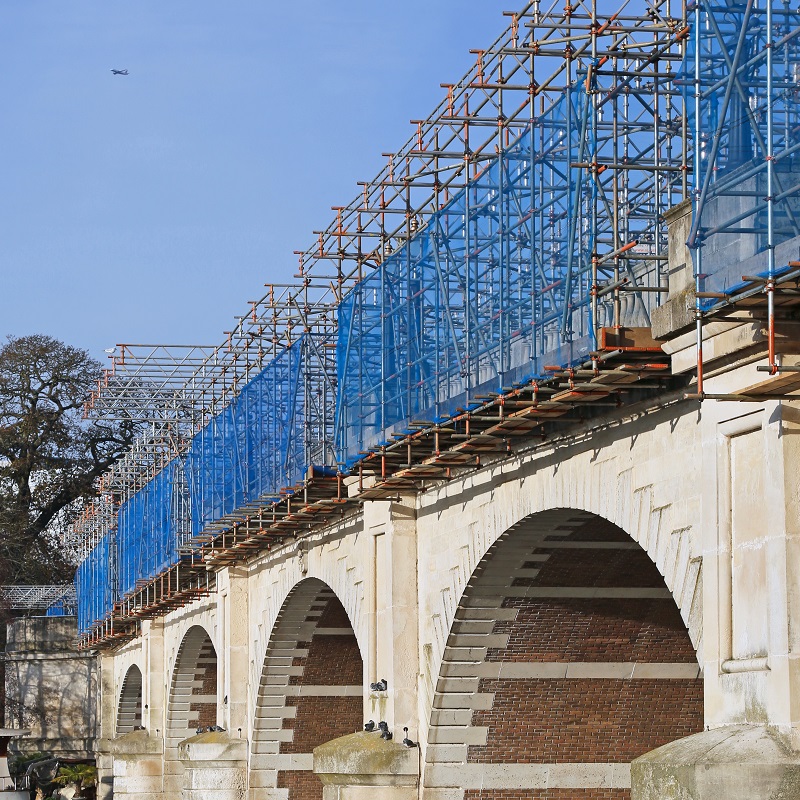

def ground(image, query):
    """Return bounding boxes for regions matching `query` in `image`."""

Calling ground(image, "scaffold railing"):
[73,0,693,641]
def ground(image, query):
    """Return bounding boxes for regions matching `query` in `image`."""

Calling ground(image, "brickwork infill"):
[278,769,325,800]
[486,597,697,663]
[520,545,665,588]
[280,596,362,753]
[190,637,217,731]
[293,634,362,685]
[469,678,704,762]
[465,515,703,768]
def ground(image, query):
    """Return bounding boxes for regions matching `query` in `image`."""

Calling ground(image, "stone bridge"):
[96,212,800,800]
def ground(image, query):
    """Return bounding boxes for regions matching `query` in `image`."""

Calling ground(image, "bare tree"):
[0,335,134,584]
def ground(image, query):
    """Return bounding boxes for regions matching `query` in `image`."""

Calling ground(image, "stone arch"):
[164,624,218,795]
[115,663,143,735]
[250,577,364,800]
[423,508,704,800]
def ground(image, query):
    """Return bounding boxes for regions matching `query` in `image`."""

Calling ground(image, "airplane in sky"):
[111,69,129,76]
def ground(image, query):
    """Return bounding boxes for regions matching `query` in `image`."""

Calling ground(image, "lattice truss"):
[71,281,342,610]
[300,0,687,285]
[331,0,689,461]
[0,585,77,611]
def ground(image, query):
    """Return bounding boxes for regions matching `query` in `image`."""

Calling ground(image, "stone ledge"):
[178,731,248,763]
[632,725,800,800]
[106,730,164,756]
[313,731,419,787]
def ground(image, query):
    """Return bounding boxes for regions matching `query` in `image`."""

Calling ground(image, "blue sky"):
[0,1,507,361]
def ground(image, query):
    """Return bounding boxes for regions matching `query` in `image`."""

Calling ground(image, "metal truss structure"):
[73,0,692,646]
[71,0,800,648]
[1,585,78,614]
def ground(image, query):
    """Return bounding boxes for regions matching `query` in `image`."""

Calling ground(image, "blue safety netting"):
[75,534,114,634]
[686,0,800,303]
[117,460,182,598]
[335,80,666,465]
[186,338,304,533]
[45,598,75,617]
[98,335,336,613]
[77,9,694,626]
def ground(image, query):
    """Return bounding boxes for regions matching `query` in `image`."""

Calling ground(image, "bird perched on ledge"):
[370,678,388,691]
[364,720,376,732]
[195,725,226,734]
[378,721,392,740]
[402,727,417,747]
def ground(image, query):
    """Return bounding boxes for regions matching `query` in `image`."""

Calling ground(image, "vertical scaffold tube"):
[694,0,705,396]
[766,0,778,374]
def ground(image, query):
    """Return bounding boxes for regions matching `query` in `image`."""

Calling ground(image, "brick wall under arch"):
[115,663,143,735]
[165,624,218,795]
[424,509,704,800]
[250,577,363,800]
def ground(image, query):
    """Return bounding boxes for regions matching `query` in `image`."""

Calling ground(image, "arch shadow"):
[164,624,218,795]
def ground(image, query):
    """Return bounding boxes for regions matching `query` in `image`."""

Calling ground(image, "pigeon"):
[364,720,376,732]
[209,725,226,732]
[402,727,417,748]
[378,720,392,740]
[196,727,204,735]
[370,678,388,692]
[381,729,393,740]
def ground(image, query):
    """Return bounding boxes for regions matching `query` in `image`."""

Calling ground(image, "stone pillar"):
[314,731,418,800]
[108,729,164,799]
[634,395,800,798]
[361,497,420,741]
[143,619,166,736]
[697,397,800,734]
[216,567,249,736]
[178,730,247,800]
[96,653,116,800]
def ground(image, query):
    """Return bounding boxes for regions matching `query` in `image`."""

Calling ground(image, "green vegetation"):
[54,763,97,796]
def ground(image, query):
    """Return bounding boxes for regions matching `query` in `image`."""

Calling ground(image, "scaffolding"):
[72,0,800,646]
[72,494,116,635]
[0,585,77,615]
[74,283,342,643]
[687,0,800,390]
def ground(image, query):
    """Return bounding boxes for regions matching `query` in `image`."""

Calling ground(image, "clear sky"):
[0,1,507,362]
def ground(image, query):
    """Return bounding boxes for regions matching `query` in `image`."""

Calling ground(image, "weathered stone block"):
[632,725,800,800]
